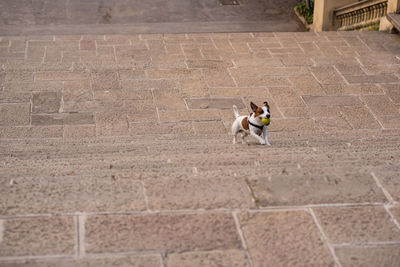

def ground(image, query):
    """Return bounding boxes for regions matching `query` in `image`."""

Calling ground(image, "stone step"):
[1,149,398,185]
[1,130,400,154]
[1,162,393,216]
[387,13,400,32]
[1,142,398,168]
[1,136,399,167]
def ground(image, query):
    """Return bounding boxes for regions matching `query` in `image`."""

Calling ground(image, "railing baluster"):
[334,0,388,31]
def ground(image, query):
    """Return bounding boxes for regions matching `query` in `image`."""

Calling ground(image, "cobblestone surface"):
[1,31,400,266]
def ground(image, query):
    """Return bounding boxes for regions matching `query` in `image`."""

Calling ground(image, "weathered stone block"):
[85,213,241,253]
[313,206,400,243]
[130,122,193,135]
[0,175,146,215]
[5,71,34,83]
[0,103,30,126]
[166,250,248,267]
[269,87,305,107]
[303,96,361,106]
[2,255,163,267]
[80,40,96,50]
[179,78,210,97]
[382,84,400,104]
[345,74,399,84]
[95,112,129,136]
[375,172,400,202]
[289,75,325,95]
[238,211,335,267]
[0,216,75,256]
[203,68,236,87]
[32,92,61,113]
[91,71,120,90]
[310,66,345,85]
[341,106,381,129]
[186,59,233,69]
[186,97,244,109]
[144,175,253,210]
[193,121,227,134]
[35,71,89,81]
[31,112,94,125]
[0,126,63,139]
[249,172,386,206]
[147,69,202,79]
[153,89,187,110]
[362,95,399,117]
[63,80,92,101]
[64,125,95,138]
[335,245,400,267]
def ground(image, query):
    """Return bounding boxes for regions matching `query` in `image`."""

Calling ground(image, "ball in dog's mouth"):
[261,117,270,125]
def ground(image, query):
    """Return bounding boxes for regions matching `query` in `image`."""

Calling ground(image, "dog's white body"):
[232,102,271,146]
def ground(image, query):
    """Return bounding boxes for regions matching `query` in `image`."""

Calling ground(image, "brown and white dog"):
[232,101,271,145]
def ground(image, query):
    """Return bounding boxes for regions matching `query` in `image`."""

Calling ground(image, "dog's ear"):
[250,102,258,112]
[263,101,270,110]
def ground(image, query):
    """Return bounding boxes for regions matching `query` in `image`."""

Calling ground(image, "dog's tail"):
[233,105,240,118]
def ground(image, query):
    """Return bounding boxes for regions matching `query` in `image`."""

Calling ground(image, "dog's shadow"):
[239,139,265,146]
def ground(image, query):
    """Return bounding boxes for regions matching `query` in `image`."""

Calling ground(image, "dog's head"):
[250,101,270,120]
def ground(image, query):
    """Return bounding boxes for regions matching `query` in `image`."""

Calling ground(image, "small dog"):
[232,101,271,145]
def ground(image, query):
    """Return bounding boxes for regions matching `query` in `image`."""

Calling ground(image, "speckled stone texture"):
[1,31,400,266]
[0,255,162,267]
[85,213,242,253]
[335,246,400,267]
[165,250,249,267]
[238,210,335,267]
[313,206,400,243]
[0,216,75,257]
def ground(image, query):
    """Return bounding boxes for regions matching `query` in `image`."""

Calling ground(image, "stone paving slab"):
[0,216,75,257]
[249,171,387,207]
[1,31,400,266]
[0,175,146,215]
[313,206,400,244]
[144,175,254,210]
[334,245,400,267]
[0,255,162,267]
[84,213,242,253]
[238,210,335,267]
[165,250,249,267]
[0,0,304,35]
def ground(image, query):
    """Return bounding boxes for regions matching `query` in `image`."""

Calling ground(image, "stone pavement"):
[0,0,304,35]
[0,31,400,266]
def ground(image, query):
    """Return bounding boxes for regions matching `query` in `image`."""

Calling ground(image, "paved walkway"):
[0,31,400,266]
[0,0,304,35]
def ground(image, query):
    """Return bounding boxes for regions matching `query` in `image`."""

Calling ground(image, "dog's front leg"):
[263,127,271,146]
[250,131,266,145]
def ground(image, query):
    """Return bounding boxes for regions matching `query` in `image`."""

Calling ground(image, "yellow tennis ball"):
[261,117,270,125]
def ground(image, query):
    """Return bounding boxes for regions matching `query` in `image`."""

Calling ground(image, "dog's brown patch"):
[254,107,263,118]
[250,102,264,117]
[241,117,249,130]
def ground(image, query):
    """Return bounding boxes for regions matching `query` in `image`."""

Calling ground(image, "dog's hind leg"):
[241,132,248,144]
[231,120,241,144]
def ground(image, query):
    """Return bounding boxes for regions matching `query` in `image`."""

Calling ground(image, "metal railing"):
[334,0,388,30]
